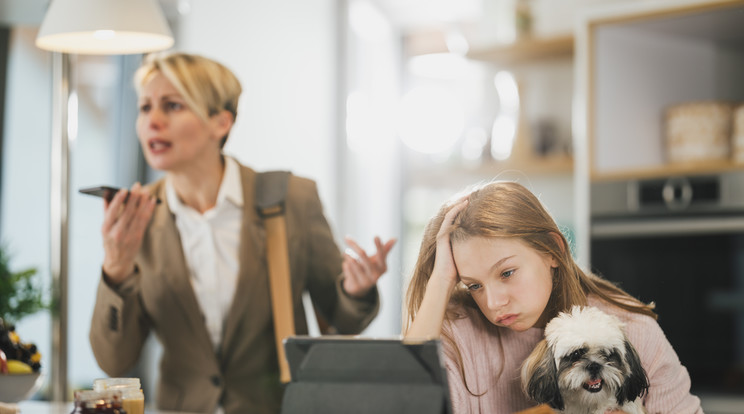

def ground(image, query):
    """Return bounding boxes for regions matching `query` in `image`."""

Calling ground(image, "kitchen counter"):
[16,401,194,414]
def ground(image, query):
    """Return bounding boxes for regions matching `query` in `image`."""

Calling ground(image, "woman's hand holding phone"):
[100,183,157,285]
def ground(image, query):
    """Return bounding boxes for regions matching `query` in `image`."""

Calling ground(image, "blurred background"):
[1,0,743,411]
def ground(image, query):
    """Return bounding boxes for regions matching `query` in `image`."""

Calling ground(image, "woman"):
[405,181,702,413]
[89,52,395,414]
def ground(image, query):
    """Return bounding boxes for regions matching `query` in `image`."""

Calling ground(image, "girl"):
[405,181,702,413]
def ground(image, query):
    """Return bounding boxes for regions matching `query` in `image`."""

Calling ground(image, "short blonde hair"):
[134,52,242,147]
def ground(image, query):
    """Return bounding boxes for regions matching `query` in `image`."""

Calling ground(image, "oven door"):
[591,215,744,400]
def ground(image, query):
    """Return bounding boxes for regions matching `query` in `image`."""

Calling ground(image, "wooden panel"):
[514,404,556,414]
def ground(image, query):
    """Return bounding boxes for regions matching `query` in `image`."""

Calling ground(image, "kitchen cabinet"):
[573,0,744,263]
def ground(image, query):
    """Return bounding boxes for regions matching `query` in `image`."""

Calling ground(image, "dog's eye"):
[568,348,587,362]
[607,349,623,365]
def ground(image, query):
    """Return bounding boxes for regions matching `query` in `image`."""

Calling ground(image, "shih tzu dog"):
[521,306,649,414]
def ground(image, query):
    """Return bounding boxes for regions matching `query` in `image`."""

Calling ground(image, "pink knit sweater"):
[441,297,703,413]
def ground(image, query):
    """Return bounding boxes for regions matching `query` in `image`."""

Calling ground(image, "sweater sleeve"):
[622,312,703,414]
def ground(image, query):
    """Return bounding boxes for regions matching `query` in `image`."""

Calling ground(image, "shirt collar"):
[166,155,244,216]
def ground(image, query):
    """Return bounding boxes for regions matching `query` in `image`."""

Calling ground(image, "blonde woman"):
[405,181,701,413]
[90,52,395,414]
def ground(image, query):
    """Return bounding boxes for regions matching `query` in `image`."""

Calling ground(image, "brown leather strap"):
[263,208,295,384]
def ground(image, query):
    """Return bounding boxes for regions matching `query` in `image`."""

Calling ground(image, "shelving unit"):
[581,0,744,181]
[459,34,577,176]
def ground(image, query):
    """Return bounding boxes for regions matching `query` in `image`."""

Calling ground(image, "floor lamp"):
[35,0,173,401]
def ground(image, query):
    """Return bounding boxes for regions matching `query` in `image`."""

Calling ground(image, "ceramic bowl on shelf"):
[0,372,44,403]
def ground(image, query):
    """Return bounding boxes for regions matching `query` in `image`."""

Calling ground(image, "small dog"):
[521,306,649,414]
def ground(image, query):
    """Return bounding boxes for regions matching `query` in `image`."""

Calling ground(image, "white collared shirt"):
[166,156,243,351]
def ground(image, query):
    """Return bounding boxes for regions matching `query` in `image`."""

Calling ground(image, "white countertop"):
[17,401,191,414]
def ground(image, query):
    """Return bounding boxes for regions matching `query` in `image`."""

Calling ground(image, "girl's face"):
[452,236,556,332]
[136,72,223,172]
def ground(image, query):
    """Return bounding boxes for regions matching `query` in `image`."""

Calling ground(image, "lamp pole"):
[50,51,72,402]
[36,0,173,401]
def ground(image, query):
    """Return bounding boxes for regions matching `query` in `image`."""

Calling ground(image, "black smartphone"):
[78,185,161,204]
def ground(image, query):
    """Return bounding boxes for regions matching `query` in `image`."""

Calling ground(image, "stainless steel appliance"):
[590,172,744,400]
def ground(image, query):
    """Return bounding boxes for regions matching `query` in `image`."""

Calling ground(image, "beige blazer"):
[89,164,379,414]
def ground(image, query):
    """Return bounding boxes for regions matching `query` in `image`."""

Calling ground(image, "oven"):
[590,173,744,405]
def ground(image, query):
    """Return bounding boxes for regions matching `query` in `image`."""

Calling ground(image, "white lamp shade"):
[36,0,174,55]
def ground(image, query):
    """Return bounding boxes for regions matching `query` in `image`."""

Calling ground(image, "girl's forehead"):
[454,236,526,251]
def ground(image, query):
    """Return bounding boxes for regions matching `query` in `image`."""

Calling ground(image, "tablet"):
[281,336,452,414]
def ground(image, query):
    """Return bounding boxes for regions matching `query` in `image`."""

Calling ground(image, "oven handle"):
[592,216,744,238]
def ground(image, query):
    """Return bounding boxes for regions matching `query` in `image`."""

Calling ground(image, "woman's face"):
[136,72,222,172]
[452,236,555,332]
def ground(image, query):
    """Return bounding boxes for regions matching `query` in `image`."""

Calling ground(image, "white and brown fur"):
[521,306,649,414]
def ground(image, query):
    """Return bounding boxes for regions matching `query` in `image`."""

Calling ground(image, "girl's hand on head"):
[431,198,468,288]
[404,197,469,340]
[101,182,157,284]
[342,236,397,298]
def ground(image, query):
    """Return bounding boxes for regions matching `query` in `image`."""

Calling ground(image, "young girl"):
[405,181,702,413]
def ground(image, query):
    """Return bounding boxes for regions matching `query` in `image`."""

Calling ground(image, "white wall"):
[174,0,403,337]
[1,27,54,395]
[175,0,340,220]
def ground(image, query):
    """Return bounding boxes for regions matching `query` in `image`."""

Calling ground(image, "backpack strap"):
[255,171,294,384]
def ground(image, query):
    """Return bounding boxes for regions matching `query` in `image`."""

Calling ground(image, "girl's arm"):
[406,199,468,339]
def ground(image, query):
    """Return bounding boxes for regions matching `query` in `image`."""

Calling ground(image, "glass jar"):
[71,390,127,414]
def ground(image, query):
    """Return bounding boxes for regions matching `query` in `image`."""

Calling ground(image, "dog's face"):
[521,306,649,412]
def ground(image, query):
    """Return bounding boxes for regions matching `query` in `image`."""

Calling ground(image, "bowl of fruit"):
[0,321,43,403]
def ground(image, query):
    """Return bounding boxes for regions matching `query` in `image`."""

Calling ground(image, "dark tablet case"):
[281,336,452,414]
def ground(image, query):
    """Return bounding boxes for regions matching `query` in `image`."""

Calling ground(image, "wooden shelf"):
[591,160,744,182]
[408,154,574,188]
[467,35,574,65]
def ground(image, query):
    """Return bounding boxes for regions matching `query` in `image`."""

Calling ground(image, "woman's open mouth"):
[148,139,171,153]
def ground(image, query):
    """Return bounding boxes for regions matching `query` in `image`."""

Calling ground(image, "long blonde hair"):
[405,181,656,331]
[134,52,242,148]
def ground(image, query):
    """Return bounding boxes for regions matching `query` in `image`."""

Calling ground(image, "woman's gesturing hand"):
[101,183,157,284]
[342,236,397,298]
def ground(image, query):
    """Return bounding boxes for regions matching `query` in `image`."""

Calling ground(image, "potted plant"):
[0,246,45,325]
[0,245,46,403]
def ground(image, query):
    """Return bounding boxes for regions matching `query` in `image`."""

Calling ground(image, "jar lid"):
[93,377,141,391]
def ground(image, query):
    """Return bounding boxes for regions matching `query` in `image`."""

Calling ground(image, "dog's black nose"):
[587,362,601,376]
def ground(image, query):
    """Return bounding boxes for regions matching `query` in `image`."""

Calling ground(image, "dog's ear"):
[616,338,650,404]
[521,340,564,410]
